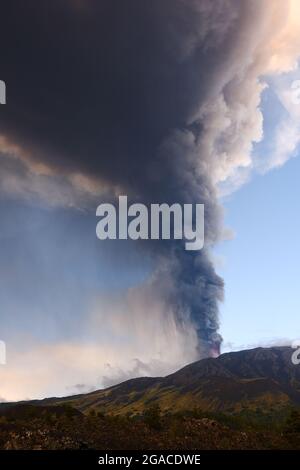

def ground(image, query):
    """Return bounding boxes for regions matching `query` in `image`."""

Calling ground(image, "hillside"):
[20,346,300,416]
[1,346,300,450]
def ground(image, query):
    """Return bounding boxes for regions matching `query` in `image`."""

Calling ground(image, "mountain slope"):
[37,346,300,415]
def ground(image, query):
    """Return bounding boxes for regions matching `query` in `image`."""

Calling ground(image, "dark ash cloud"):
[1,0,291,359]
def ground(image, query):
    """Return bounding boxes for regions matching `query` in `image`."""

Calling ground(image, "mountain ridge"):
[2,346,299,416]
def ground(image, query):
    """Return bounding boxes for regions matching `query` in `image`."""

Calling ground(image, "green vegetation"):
[285,408,300,433]
[143,404,162,431]
[0,403,300,450]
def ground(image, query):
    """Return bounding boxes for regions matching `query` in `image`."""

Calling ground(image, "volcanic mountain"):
[3,346,298,416]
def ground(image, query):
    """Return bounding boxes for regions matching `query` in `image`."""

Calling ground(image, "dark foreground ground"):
[0,404,300,450]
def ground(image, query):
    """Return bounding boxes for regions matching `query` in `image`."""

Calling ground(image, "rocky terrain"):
[0,403,300,450]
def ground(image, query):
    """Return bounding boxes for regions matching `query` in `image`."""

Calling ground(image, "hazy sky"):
[0,0,300,401]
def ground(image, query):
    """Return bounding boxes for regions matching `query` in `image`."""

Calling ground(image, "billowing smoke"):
[0,0,300,375]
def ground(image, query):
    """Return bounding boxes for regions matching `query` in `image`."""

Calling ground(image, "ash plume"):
[0,0,299,362]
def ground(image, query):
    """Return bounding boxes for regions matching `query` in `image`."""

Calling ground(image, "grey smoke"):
[0,0,298,359]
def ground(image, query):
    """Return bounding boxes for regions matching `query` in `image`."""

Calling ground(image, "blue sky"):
[219,147,300,350]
